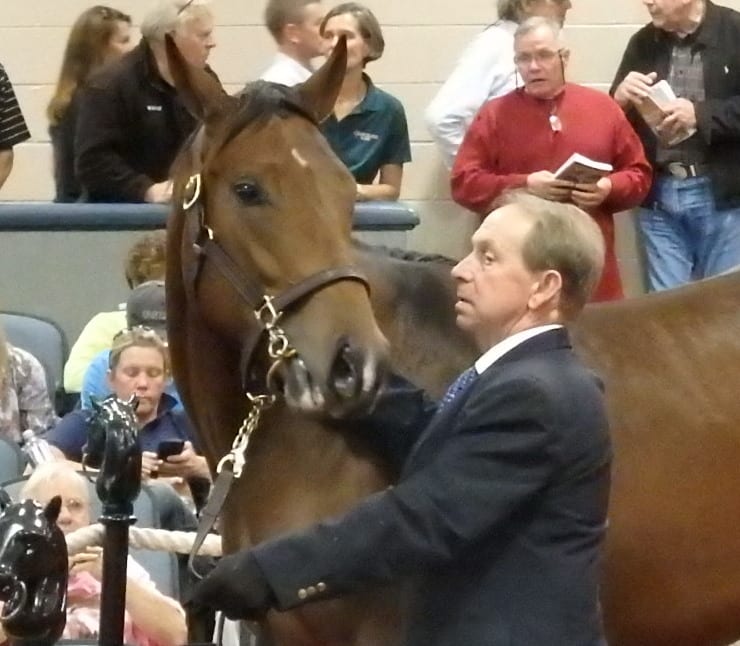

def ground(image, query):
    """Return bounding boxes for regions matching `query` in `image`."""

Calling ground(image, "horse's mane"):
[221,81,316,152]
[353,239,457,267]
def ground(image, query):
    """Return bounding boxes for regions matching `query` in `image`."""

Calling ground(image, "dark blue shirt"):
[46,393,196,462]
[321,74,411,184]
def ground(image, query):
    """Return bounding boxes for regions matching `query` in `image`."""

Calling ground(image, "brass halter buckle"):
[256,296,298,390]
[182,173,202,211]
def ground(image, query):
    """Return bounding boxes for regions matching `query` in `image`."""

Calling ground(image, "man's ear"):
[560,48,571,66]
[528,270,563,311]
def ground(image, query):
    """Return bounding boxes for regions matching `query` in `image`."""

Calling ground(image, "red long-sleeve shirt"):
[451,84,652,301]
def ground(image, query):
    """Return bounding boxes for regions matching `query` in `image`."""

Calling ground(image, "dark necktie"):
[437,367,478,413]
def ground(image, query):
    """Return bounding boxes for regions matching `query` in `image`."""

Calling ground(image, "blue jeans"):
[638,175,740,291]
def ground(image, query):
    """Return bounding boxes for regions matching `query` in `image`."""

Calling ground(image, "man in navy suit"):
[192,191,612,645]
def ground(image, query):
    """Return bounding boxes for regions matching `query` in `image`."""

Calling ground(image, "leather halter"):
[180,144,370,392]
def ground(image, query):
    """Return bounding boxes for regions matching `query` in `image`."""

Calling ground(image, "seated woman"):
[47,5,133,203]
[319,2,411,201]
[1,461,187,646]
[0,319,57,443]
[48,326,208,484]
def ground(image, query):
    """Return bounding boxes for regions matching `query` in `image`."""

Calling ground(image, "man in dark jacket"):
[191,192,612,646]
[75,0,216,203]
[611,0,740,291]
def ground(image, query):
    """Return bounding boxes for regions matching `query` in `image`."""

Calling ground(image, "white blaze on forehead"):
[291,147,309,168]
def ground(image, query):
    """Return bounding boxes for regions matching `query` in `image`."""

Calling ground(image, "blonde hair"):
[140,0,212,42]
[109,327,169,374]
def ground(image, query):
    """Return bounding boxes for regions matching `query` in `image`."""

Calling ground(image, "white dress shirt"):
[259,52,313,86]
[474,325,563,376]
[425,20,518,169]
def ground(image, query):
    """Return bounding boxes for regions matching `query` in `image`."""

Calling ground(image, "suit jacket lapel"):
[404,328,573,470]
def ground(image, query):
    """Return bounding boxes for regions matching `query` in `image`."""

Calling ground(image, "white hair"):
[21,462,89,503]
[514,15,564,45]
[140,0,212,42]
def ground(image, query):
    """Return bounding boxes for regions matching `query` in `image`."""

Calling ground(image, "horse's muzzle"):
[327,336,384,414]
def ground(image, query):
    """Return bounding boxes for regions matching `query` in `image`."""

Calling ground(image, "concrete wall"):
[3,0,739,299]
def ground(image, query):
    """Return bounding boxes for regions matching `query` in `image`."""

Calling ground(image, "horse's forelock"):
[217,81,317,155]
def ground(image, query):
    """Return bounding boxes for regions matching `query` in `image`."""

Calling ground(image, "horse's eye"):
[233,180,267,206]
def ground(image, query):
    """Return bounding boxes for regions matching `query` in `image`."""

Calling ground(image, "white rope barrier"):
[66,524,223,557]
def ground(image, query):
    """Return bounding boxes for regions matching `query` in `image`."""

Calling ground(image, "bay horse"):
[165,36,740,646]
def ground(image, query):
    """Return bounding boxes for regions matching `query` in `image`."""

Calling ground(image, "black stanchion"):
[84,396,142,646]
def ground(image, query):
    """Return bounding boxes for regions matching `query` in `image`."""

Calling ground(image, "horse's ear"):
[43,496,63,524]
[165,34,233,123]
[296,35,347,123]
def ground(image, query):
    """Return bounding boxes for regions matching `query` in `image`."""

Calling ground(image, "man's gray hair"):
[141,0,211,42]
[514,15,563,44]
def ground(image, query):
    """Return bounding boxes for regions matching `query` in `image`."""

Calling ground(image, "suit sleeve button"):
[317,582,327,592]
[297,588,308,600]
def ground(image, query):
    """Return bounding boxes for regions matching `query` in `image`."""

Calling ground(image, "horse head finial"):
[0,499,68,646]
[85,395,142,516]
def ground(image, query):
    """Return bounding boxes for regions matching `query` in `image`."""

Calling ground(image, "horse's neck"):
[355,245,477,397]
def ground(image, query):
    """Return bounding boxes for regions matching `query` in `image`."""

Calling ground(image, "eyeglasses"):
[514,48,564,67]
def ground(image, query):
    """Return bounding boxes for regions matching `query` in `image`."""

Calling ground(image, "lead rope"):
[187,296,297,579]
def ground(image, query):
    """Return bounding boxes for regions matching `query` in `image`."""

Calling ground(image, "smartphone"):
[157,439,185,460]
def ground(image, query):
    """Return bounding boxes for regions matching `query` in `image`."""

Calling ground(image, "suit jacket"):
[252,328,612,645]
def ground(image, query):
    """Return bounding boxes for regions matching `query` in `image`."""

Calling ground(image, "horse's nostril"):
[330,343,362,401]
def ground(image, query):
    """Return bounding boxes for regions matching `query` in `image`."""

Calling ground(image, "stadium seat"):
[0,311,70,414]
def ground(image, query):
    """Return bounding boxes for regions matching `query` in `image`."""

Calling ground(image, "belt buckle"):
[667,162,689,180]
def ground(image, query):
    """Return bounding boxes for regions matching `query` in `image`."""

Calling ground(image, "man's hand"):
[571,177,613,210]
[144,180,173,204]
[192,549,275,620]
[656,98,697,143]
[613,71,658,108]
[526,171,575,202]
[158,441,209,479]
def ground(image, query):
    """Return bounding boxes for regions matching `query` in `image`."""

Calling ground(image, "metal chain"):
[215,296,297,478]
[216,392,274,477]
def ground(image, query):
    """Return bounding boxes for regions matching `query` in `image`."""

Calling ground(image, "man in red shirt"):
[452,16,651,300]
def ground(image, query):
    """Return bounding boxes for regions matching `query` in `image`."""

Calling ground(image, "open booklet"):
[553,153,613,184]
[635,79,696,146]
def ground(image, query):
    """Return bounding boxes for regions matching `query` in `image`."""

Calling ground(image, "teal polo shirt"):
[321,75,411,184]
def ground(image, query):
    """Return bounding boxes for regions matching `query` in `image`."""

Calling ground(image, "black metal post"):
[84,396,142,646]
[98,505,135,646]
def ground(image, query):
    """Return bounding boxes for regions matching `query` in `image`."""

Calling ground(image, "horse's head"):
[0,497,68,645]
[167,36,388,417]
[84,395,142,511]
